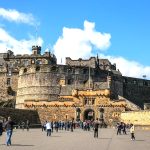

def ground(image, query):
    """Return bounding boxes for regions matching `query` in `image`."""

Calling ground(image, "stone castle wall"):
[16,65,61,108]
[121,110,150,126]
[15,63,150,110]
[0,108,40,124]
[37,107,76,123]
[66,57,96,68]
[111,75,123,99]
[1,49,150,111]
[122,76,150,108]
[0,72,18,104]
[32,105,125,125]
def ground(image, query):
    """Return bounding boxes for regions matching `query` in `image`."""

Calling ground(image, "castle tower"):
[32,45,41,55]
[16,65,60,109]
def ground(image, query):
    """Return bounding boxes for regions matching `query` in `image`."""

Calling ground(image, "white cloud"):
[0,8,38,26]
[0,27,43,54]
[53,20,150,79]
[100,54,150,79]
[53,20,111,64]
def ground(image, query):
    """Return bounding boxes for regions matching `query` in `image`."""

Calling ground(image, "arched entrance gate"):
[84,109,95,121]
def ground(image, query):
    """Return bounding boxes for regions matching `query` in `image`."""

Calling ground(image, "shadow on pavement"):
[11,144,34,146]
[0,144,34,146]
[135,140,145,141]
[98,138,112,139]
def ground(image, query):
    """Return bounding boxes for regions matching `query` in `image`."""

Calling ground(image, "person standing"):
[0,120,3,136]
[116,122,122,135]
[26,120,30,131]
[21,121,25,131]
[130,124,135,140]
[46,121,52,136]
[70,119,74,132]
[93,118,99,138]
[122,123,127,135]
[51,121,54,132]
[4,116,15,146]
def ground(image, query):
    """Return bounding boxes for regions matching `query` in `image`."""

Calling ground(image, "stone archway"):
[84,109,95,121]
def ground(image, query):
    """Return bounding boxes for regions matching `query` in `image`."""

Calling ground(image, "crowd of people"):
[116,122,135,140]
[0,117,136,146]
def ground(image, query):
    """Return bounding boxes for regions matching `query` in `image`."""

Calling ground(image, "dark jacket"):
[4,120,15,130]
[94,121,99,130]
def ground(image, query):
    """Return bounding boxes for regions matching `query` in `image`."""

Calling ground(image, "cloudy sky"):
[0,0,150,79]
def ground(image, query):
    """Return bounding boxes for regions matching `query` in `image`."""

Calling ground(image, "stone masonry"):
[0,46,150,124]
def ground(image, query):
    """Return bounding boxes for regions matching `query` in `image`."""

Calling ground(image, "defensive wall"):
[0,108,40,125]
[111,75,150,109]
[121,110,150,129]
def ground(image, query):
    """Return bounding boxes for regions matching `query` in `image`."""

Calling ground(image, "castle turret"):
[32,45,41,55]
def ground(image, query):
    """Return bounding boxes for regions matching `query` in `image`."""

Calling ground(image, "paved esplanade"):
[0,128,150,150]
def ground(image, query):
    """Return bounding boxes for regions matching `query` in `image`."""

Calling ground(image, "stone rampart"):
[0,108,40,124]
[121,110,150,126]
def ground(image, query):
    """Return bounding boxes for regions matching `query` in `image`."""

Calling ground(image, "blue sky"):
[0,0,150,79]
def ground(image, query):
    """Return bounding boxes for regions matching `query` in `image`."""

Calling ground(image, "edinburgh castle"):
[0,45,150,125]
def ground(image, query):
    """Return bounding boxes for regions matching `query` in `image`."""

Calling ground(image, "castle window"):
[83,69,87,74]
[85,99,88,105]
[51,66,57,72]
[123,78,128,83]
[84,98,95,105]
[75,69,79,74]
[133,80,137,84]
[33,50,37,55]
[7,70,12,76]
[24,60,28,66]
[65,114,68,120]
[143,81,148,86]
[36,60,41,65]
[9,63,13,68]
[7,86,15,95]
[24,68,27,73]
[31,59,35,64]
[36,66,40,71]
[92,99,95,105]
[7,78,11,85]
[67,79,71,85]
[16,60,20,64]
[67,68,71,73]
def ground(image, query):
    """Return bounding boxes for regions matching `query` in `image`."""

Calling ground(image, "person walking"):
[130,124,135,140]
[46,121,52,136]
[93,118,99,138]
[4,116,15,146]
